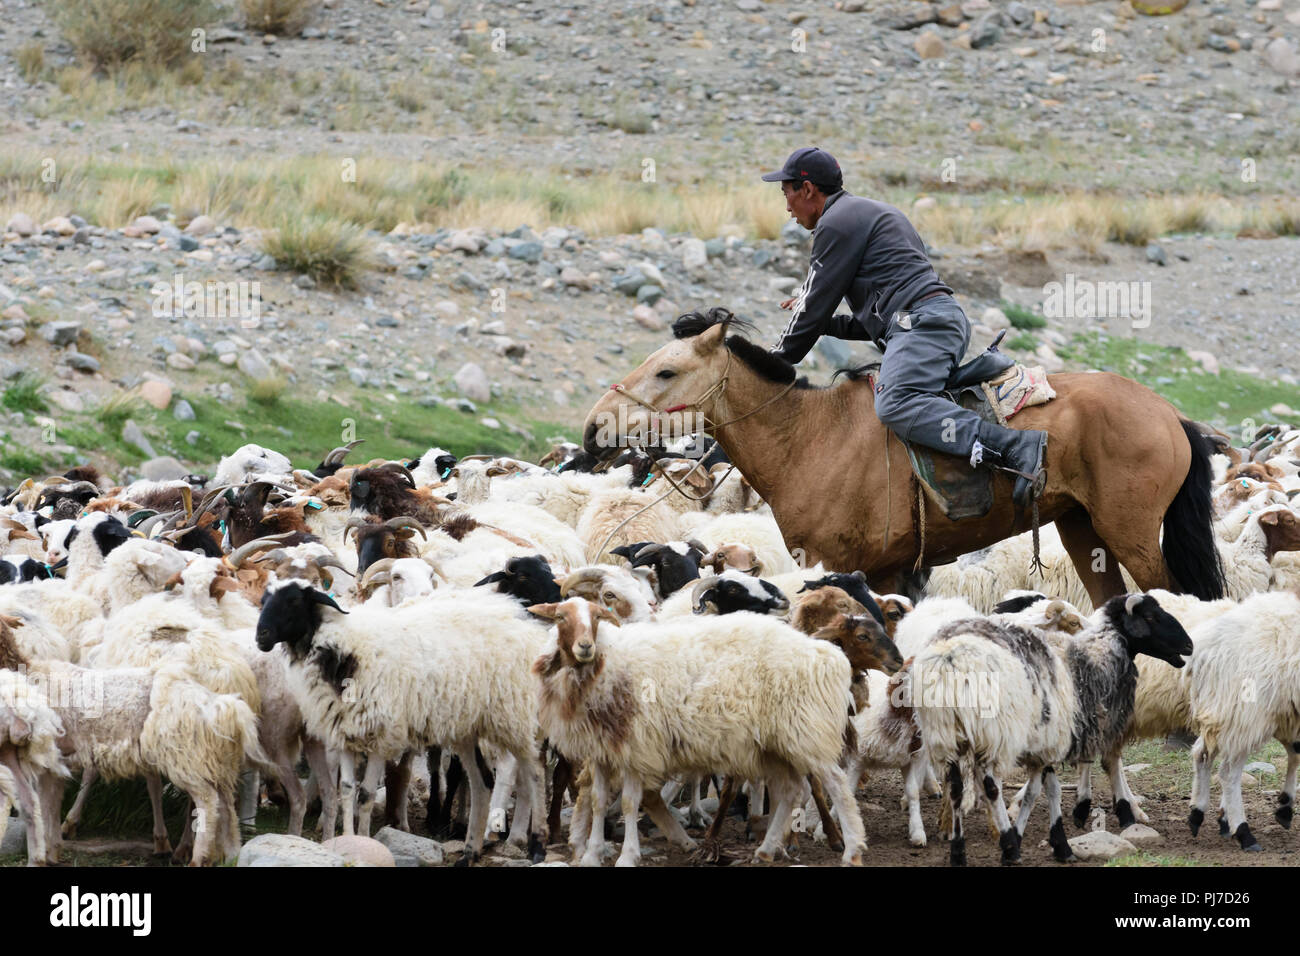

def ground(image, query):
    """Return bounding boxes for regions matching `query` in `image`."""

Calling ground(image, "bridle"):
[607,349,797,439]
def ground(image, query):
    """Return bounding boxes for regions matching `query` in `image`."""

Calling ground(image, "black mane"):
[671,308,815,388]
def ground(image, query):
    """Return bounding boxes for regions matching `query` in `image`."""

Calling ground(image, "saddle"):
[892,331,1056,521]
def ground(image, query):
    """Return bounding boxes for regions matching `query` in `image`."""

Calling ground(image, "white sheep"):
[1184,589,1300,851]
[530,598,866,867]
[0,666,69,865]
[255,582,551,862]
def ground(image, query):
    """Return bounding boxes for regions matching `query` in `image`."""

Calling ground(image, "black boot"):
[972,421,1047,509]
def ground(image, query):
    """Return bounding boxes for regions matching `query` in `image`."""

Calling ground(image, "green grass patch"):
[1006,332,1039,352]
[1001,300,1047,330]
[1,372,49,413]
[1057,331,1300,428]
[0,447,49,476]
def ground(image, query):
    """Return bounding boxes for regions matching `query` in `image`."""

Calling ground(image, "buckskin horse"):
[582,308,1226,609]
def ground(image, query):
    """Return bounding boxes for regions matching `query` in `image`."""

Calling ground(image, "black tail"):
[1162,420,1227,600]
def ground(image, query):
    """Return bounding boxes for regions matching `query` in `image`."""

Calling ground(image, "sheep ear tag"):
[311,590,347,614]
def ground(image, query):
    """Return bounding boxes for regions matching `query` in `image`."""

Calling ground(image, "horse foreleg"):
[1055,507,1125,611]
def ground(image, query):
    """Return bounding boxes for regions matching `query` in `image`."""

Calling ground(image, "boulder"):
[140,457,191,482]
[237,834,346,867]
[681,238,708,273]
[121,420,156,458]
[373,827,447,865]
[321,835,395,867]
[632,305,665,331]
[139,380,173,410]
[454,362,491,403]
[1119,824,1164,846]
[237,349,275,381]
[1067,830,1136,861]
[5,213,35,237]
[184,215,216,236]
[41,322,82,347]
[915,31,946,58]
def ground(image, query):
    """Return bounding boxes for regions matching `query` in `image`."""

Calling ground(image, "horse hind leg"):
[1054,507,1126,611]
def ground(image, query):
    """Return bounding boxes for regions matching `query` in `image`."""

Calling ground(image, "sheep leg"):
[746,779,766,842]
[277,755,306,838]
[1187,736,1212,837]
[1102,750,1147,827]
[1014,769,1043,837]
[807,773,843,853]
[305,738,337,838]
[1275,740,1297,829]
[0,747,45,866]
[1043,768,1075,862]
[338,750,358,837]
[568,771,592,860]
[822,763,865,866]
[1071,763,1093,829]
[355,754,386,838]
[40,772,64,865]
[691,776,738,864]
[904,751,928,847]
[1218,752,1260,851]
[188,787,221,867]
[641,787,696,851]
[454,743,492,865]
[616,776,645,867]
[171,796,196,864]
[688,776,711,828]
[923,763,942,797]
[547,754,573,841]
[754,776,797,863]
[487,752,518,844]
[968,766,1016,865]
[219,786,241,863]
[61,764,97,839]
[145,772,173,856]
[579,765,609,868]
[517,749,549,862]
[382,752,412,832]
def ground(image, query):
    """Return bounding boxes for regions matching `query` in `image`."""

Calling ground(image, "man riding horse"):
[762,146,1047,508]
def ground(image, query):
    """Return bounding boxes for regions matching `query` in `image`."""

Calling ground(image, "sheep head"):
[790,585,867,635]
[528,597,620,666]
[1105,593,1193,667]
[255,580,347,658]
[691,571,788,616]
[811,613,904,676]
[1259,506,1300,561]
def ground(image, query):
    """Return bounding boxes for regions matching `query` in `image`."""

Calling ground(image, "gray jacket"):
[772,190,950,364]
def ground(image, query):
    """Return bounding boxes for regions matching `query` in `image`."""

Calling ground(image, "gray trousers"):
[873,295,984,458]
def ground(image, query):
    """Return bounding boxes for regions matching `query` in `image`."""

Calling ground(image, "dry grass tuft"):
[240,0,321,36]
[50,0,221,70]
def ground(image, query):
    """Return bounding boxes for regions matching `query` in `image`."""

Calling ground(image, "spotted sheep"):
[912,593,1192,866]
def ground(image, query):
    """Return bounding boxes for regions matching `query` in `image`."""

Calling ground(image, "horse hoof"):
[1071,798,1091,830]
[1275,804,1293,829]
[1187,807,1204,837]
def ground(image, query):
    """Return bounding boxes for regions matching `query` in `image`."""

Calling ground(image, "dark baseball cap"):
[761,147,843,189]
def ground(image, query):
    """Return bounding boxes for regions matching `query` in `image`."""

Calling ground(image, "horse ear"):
[691,322,727,355]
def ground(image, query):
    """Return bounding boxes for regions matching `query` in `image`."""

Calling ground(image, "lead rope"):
[592,455,713,561]
[912,479,927,573]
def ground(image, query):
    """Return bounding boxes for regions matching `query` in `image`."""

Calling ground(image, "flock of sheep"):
[0,419,1297,867]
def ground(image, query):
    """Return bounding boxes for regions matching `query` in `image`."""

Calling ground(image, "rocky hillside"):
[1,0,1298,481]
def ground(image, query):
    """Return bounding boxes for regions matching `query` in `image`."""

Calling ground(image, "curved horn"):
[456,454,495,463]
[374,462,417,487]
[383,516,428,540]
[228,532,300,569]
[360,558,398,589]
[1124,593,1144,616]
[311,554,355,577]
[136,511,177,538]
[344,514,372,543]
[251,548,290,566]
[690,575,722,613]
[325,439,366,467]
[560,567,608,598]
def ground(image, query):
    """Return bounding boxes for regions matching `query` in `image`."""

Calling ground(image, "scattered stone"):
[780,221,812,246]
[294,274,316,290]
[65,352,100,373]
[817,337,854,368]
[632,305,665,331]
[42,216,76,236]
[454,362,491,402]
[612,271,648,296]
[237,349,276,381]
[970,12,1003,47]
[982,306,1011,330]
[167,352,196,370]
[184,215,216,236]
[1123,763,1152,774]
[681,238,708,272]
[139,380,173,410]
[121,420,156,458]
[1186,351,1220,375]
[41,322,82,347]
[1119,824,1164,845]
[636,284,664,306]
[5,213,34,237]
[185,430,201,445]
[131,215,163,235]
[936,3,964,25]
[1245,761,1276,775]
[173,399,196,421]
[433,300,461,319]
[140,456,190,481]
[560,266,593,289]
[877,2,939,30]
[1,818,25,854]
[1145,242,1168,266]
[1067,830,1137,861]
[916,31,946,58]
[508,241,544,263]
[1264,38,1300,76]
[1268,403,1295,418]
[1007,1,1032,24]
[47,389,84,413]
[321,836,395,867]
[237,834,345,867]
